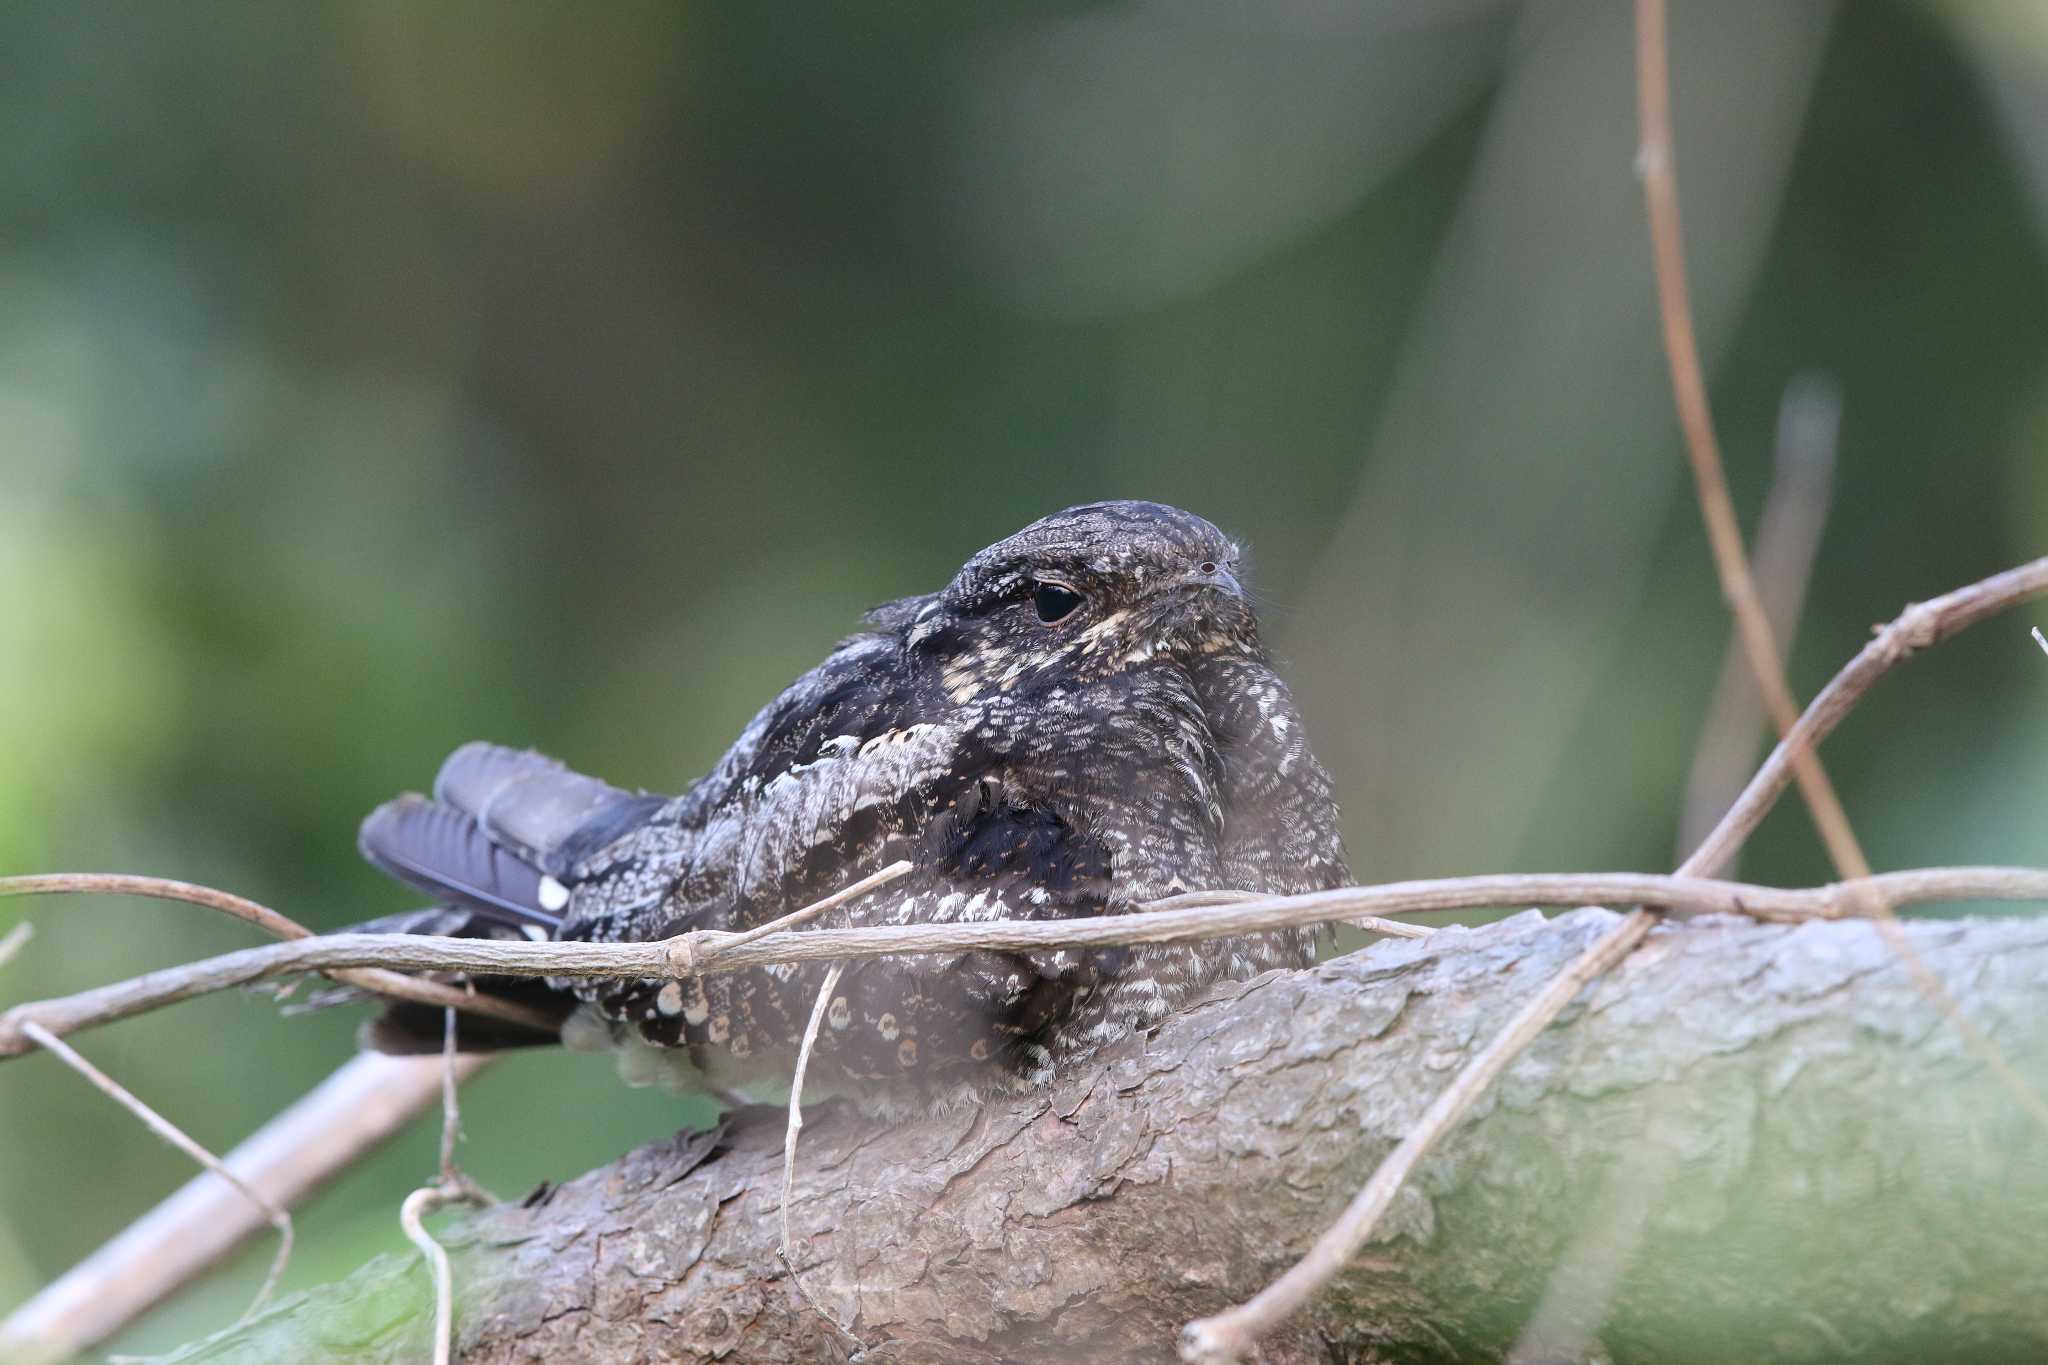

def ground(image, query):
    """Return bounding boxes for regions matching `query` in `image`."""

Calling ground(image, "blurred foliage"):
[2,0,2046,1356]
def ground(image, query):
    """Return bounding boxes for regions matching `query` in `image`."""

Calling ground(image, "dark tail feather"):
[292,906,574,1052]
[347,743,672,1054]
[361,1004,563,1054]
[433,741,663,876]
[358,795,558,929]
[360,975,575,1054]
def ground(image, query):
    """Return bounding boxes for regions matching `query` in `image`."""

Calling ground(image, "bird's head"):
[881,501,1257,701]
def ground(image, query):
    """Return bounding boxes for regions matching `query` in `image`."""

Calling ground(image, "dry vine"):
[397,1010,493,1365]
[0,874,554,1032]
[15,1021,294,1328]
[7,865,2048,1068]
[778,961,868,1356]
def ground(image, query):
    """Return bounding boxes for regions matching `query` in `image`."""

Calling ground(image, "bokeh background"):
[5,0,2048,1355]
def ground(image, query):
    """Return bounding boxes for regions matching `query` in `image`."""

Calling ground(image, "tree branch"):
[138,911,2048,1364]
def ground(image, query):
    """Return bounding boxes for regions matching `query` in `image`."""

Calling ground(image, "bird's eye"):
[1031,581,1083,624]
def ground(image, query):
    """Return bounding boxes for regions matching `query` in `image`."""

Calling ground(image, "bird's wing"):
[581,758,1121,1094]
[558,636,1144,1091]
[557,628,923,941]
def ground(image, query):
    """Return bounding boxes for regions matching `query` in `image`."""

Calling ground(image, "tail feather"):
[349,741,672,1054]
[433,741,657,876]
[361,742,666,930]
[290,904,571,1052]
[358,795,557,929]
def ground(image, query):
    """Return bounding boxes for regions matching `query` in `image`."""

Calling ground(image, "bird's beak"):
[1187,564,1245,600]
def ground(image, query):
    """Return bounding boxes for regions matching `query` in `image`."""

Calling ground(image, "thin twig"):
[0,923,31,971]
[400,1187,457,1365]
[669,864,1396,976]
[1635,0,1867,879]
[778,961,867,1354]
[706,860,912,963]
[0,872,559,1034]
[1676,375,1839,867]
[439,1010,461,1179]
[1685,555,2048,876]
[8,866,2048,1063]
[18,1021,295,1326]
[428,1017,492,1196]
[1177,909,1655,1362]
[401,1007,492,1365]
[2032,625,2047,658]
[283,967,556,1033]
[0,873,312,939]
[1505,1134,1677,1365]
[0,1052,490,1363]
[437,1008,465,1186]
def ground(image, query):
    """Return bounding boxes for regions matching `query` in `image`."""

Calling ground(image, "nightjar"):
[358,501,1348,1110]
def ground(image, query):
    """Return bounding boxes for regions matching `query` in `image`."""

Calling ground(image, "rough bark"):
[151,909,2048,1364]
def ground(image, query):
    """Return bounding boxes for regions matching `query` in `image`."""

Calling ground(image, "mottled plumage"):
[359,501,1347,1109]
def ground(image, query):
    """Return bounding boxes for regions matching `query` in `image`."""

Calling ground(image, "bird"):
[356,501,1348,1112]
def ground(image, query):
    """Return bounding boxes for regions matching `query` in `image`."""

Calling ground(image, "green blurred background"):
[4,0,2048,1355]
